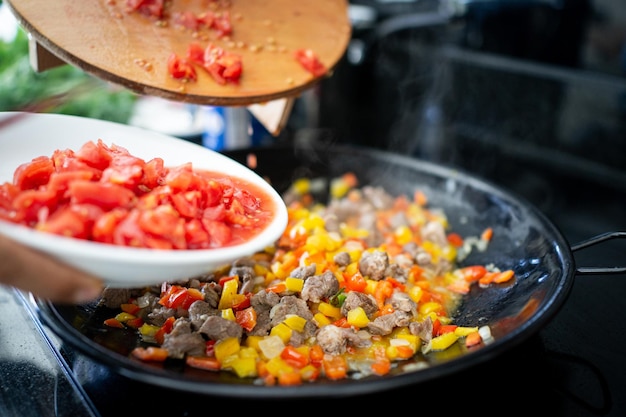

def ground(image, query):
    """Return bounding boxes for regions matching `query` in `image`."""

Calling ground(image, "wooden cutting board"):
[6,0,351,106]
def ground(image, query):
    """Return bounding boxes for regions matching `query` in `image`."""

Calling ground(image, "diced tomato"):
[167,53,197,81]
[159,285,204,310]
[202,44,242,85]
[172,11,201,30]
[231,292,252,311]
[92,208,128,244]
[170,190,202,219]
[344,272,367,292]
[39,204,103,239]
[75,139,114,170]
[52,149,103,177]
[126,0,165,19]
[13,156,55,191]
[155,316,175,344]
[201,219,232,248]
[211,11,232,37]
[235,306,257,332]
[47,171,95,199]
[101,163,144,191]
[68,180,136,211]
[293,48,327,77]
[11,188,59,224]
[281,345,309,369]
[137,205,187,249]
[187,42,206,66]
[184,218,211,249]
[141,158,166,190]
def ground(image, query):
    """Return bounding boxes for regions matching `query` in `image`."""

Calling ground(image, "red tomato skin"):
[39,206,91,239]
[184,218,211,249]
[294,49,327,77]
[75,139,113,170]
[13,156,55,191]
[187,42,205,65]
[11,189,59,225]
[101,163,144,191]
[202,219,232,248]
[141,158,167,190]
[167,53,197,81]
[92,208,129,244]
[68,181,136,211]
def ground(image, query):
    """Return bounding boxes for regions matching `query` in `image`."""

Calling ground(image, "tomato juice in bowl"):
[0,112,288,288]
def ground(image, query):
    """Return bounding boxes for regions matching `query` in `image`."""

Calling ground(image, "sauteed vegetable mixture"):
[102,173,515,385]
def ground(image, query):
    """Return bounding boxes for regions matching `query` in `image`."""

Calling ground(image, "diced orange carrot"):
[465,331,483,347]
[323,355,348,380]
[278,371,303,386]
[371,358,391,376]
[103,318,124,328]
[481,227,493,241]
[131,347,169,362]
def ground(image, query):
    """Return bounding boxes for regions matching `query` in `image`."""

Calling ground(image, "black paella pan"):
[34,142,626,398]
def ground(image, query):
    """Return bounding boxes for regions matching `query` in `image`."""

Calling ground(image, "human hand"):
[0,233,103,304]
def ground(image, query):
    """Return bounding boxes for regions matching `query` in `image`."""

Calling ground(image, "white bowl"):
[0,112,288,287]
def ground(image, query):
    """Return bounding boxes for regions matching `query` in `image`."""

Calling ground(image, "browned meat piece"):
[385,263,408,283]
[358,250,389,281]
[421,220,448,247]
[340,291,378,318]
[315,324,371,355]
[99,287,134,309]
[389,291,417,315]
[147,305,176,327]
[333,251,351,267]
[188,300,219,329]
[229,258,256,294]
[200,282,221,309]
[270,295,317,337]
[367,310,412,335]
[248,290,281,336]
[300,270,339,303]
[162,318,206,359]
[362,186,394,210]
[290,264,317,280]
[409,315,433,344]
[198,315,243,342]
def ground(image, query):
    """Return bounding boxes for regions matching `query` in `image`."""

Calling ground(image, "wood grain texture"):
[6,0,351,106]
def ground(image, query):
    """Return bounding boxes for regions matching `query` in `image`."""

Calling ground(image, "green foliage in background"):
[0,24,138,123]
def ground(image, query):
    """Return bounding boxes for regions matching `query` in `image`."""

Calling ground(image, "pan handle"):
[571,231,626,275]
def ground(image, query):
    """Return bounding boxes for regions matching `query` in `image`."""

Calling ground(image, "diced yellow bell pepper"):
[214,337,241,362]
[313,312,331,327]
[395,333,419,352]
[245,335,264,351]
[346,307,370,328]
[221,308,236,321]
[139,323,160,337]
[270,322,292,343]
[430,332,459,351]
[218,277,239,310]
[231,357,258,378]
[285,277,304,292]
[114,312,136,322]
[283,314,307,332]
[317,302,341,319]
[454,326,479,337]
[418,301,443,316]
[408,286,423,303]
[265,356,293,377]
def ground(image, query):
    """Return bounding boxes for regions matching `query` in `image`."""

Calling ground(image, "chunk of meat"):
[300,270,339,303]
